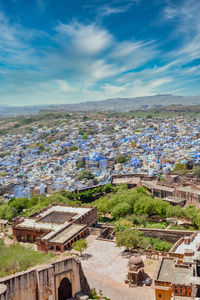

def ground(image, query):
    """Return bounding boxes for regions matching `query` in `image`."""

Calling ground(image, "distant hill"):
[0,105,49,116]
[41,94,200,113]
[1,94,200,116]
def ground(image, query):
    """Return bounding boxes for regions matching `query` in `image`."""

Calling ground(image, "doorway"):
[58,277,72,300]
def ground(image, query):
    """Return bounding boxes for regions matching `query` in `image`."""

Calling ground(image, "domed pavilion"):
[127,256,145,285]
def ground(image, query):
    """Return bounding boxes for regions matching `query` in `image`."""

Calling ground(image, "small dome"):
[128,256,144,271]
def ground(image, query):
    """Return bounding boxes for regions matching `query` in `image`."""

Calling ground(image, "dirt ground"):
[80,235,160,300]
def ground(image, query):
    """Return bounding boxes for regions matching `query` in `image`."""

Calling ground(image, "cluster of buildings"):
[112,173,200,209]
[0,115,200,199]
[155,232,200,300]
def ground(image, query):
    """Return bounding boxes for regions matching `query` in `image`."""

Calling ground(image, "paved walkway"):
[81,236,157,300]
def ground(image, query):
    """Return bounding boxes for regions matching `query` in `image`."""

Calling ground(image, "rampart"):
[0,257,90,300]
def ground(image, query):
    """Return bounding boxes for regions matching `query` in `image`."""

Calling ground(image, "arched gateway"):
[58,277,72,300]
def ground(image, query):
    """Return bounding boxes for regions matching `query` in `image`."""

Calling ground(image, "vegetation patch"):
[0,239,54,277]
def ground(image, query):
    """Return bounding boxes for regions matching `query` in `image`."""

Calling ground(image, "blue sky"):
[0,0,200,105]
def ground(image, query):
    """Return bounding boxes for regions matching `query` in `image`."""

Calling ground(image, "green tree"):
[115,229,146,250]
[72,239,88,256]
[69,145,78,151]
[77,169,94,180]
[111,202,132,218]
[185,205,197,223]
[193,166,200,178]
[103,183,114,193]
[195,211,200,229]
[115,155,127,164]
[8,197,29,214]
[81,133,88,140]
[173,163,187,175]
[166,205,185,218]
[0,204,14,221]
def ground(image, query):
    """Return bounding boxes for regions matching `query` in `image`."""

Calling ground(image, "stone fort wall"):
[0,257,90,300]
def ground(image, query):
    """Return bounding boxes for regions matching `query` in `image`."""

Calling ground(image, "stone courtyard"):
[80,235,159,300]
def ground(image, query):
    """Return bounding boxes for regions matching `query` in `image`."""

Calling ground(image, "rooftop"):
[175,233,200,254]
[177,186,200,195]
[142,181,174,192]
[49,224,86,244]
[157,258,174,282]
[15,205,92,232]
[163,196,186,204]
[157,258,191,285]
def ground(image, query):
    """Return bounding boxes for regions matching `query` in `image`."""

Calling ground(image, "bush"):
[116,229,172,252]
[69,145,78,151]
[173,163,187,175]
[111,202,132,218]
[193,166,200,178]
[103,183,114,193]
[77,169,94,180]
[72,239,88,256]
[115,155,127,164]
[0,239,54,277]
[81,133,88,140]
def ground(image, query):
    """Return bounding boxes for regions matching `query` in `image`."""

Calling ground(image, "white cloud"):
[55,80,72,92]
[163,0,200,61]
[99,4,132,17]
[1,6,199,106]
[56,22,112,55]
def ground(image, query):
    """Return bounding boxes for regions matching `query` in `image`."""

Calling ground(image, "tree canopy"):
[173,163,187,175]
[72,239,88,256]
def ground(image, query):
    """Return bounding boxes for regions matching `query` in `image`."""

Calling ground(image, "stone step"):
[76,292,89,300]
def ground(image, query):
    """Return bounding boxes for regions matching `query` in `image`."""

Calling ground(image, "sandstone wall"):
[0,257,90,300]
[133,228,194,243]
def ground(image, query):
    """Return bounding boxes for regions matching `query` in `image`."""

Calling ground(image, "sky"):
[0,0,200,106]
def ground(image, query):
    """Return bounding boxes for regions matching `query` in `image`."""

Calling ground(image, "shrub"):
[69,145,78,151]
[115,155,127,164]
[0,239,54,277]
[77,169,94,180]
[173,163,187,175]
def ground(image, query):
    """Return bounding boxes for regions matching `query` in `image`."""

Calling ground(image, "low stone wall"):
[134,228,195,243]
[96,225,196,244]
[0,257,90,300]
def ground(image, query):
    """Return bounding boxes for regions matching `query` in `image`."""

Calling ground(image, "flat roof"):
[175,233,200,254]
[157,258,174,282]
[142,181,174,192]
[16,218,64,231]
[112,177,140,185]
[172,267,191,285]
[177,186,200,195]
[49,224,86,244]
[163,196,186,204]
[157,258,191,285]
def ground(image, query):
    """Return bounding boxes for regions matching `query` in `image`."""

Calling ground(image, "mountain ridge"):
[1,94,200,116]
